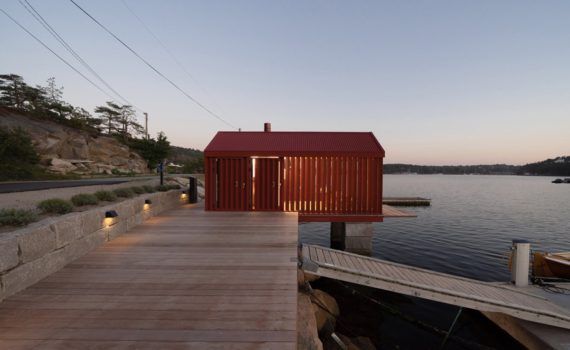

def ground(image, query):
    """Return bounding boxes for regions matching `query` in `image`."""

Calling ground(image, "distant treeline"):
[385,156,570,176]
[519,156,570,176]
[384,164,519,175]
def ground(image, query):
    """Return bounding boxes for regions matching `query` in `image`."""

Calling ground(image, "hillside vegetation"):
[0,126,69,181]
[0,74,201,179]
[519,156,570,176]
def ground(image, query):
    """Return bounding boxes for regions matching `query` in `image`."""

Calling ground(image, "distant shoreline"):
[385,158,569,177]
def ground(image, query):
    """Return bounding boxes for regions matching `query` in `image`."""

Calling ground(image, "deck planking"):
[0,205,299,349]
[303,244,570,330]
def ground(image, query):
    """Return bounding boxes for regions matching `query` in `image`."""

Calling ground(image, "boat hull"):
[544,255,570,279]
[533,251,570,279]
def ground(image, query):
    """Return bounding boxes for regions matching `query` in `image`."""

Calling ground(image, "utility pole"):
[159,161,164,185]
[144,112,149,139]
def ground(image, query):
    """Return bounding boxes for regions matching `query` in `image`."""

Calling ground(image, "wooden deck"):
[0,205,299,349]
[302,244,570,330]
[298,204,415,222]
[381,204,417,218]
[383,197,431,207]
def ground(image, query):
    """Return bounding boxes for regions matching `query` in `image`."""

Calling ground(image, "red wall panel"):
[206,155,383,216]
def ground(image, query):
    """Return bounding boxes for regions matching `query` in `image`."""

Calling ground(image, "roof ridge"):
[204,131,385,156]
[217,131,372,134]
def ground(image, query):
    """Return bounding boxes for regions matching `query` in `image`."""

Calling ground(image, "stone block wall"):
[0,190,185,302]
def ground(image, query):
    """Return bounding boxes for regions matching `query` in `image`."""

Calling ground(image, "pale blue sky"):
[1,1,569,165]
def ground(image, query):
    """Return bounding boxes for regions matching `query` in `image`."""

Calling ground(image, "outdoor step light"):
[104,210,119,229]
[145,199,152,204]
[105,210,119,218]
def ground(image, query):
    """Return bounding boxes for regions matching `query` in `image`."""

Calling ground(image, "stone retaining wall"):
[0,190,185,302]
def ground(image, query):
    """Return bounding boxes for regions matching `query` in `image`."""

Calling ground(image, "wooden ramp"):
[0,205,299,349]
[302,244,570,330]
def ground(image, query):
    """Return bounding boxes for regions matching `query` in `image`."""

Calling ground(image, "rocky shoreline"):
[298,268,376,350]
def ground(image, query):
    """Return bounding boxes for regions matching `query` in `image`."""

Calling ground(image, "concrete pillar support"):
[329,222,373,255]
[345,223,373,255]
[330,222,346,250]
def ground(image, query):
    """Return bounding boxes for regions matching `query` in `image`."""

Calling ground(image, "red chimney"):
[264,122,271,132]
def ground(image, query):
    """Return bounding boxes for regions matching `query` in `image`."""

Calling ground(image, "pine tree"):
[22,84,49,113]
[0,74,27,109]
[117,105,143,139]
[42,77,68,118]
[129,132,171,169]
[70,107,102,131]
[94,101,121,134]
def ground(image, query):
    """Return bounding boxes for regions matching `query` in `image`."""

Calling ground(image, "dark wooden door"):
[216,158,248,210]
[254,158,280,211]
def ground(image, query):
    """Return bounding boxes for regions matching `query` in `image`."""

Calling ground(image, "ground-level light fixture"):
[104,210,118,229]
[145,199,152,204]
[105,210,119,218]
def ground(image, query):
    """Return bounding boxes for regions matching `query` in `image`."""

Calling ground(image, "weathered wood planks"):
[303,244,570,330]
[0,205,299,349]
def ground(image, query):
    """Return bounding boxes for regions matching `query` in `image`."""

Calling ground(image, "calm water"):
[301,174,570,280]
[300,175,570,349]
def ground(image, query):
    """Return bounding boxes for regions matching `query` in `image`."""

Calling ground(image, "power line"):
[120,0,227,116]
[19,0,144,114]
[0,8,125,105]
[69,0,238,130]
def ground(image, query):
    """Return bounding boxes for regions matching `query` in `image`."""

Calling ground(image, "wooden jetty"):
[383,197,431,206]
[482,283,570,350]
[0,205,299,349]
[302,244,570,330]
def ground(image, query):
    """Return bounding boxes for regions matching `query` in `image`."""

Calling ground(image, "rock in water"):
[324,333,377,350]
[311,289,340,334]
[298,291,324,350]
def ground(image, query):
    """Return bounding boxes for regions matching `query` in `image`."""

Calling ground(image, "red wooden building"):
[204,123,385,222]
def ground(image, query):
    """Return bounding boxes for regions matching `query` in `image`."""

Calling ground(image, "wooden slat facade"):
[206,155,384,222]
[0,205,299,349]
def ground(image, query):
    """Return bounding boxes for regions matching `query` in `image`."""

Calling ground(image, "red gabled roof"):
[204,131,385,157]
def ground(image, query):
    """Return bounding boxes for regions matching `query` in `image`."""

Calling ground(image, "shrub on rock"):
[113,188,134,198]
[71,193,99,206]
[0,208,38,226]
[130,186,145,195]
[142,185,155,193]
[38,198,73,214]
[155,184,169,192]
[94,190,117,202]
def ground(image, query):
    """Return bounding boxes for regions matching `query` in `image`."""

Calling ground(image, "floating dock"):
[383,197,431,206]
[302,244,570,331]
[482,283,570,350]
[0,205,299,349]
